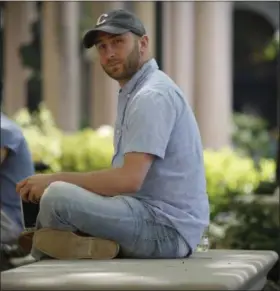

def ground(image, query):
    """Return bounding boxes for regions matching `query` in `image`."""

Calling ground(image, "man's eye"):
[97,44,106,50]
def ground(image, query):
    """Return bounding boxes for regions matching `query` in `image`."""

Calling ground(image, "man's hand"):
[16,174,56,203]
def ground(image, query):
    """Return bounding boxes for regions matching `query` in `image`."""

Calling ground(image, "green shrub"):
[59,128,114,172]
[203,148,275,219]
[14,103,58,134]
[232,113,272,159]
[14,105,63,172]
[255,158,278,194]
[13,106,114,173]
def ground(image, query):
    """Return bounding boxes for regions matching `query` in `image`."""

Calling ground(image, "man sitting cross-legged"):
[17,9,209,260]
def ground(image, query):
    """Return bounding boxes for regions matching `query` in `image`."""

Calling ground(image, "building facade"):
[1,1,279,149]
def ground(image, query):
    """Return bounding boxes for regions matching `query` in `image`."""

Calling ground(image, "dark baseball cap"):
[83,9,146,49]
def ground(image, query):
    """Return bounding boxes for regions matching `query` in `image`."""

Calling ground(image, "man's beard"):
[102,41,140,82]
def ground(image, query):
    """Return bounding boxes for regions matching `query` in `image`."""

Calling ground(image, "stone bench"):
[1,249,278,290]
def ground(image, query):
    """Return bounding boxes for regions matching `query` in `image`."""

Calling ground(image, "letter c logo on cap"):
[96,14,108,26]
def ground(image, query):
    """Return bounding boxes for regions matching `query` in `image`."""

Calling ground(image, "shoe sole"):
[33,228,120,260]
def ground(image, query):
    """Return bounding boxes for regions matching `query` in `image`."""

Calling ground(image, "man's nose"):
[105,45,116,59]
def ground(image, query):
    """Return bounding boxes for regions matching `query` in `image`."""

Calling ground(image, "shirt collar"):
[119,58,158,97]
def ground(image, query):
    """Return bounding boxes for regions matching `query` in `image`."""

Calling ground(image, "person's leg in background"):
[30,181,189,260]
[1,209,22,246]
[0,209,31,271]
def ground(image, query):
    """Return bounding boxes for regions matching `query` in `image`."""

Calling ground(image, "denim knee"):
[38,181,71,227]
[40,181,70,207]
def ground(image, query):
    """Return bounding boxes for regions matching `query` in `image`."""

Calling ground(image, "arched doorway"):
[233,8,278,130]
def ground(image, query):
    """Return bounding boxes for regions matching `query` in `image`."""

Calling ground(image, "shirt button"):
[116,129,120,135]
[127,94,130,98]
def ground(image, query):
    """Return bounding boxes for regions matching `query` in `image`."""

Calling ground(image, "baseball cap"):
[83,9,146,49]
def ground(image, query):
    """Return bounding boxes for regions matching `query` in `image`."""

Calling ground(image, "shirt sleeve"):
[0,127,22,153]
[123,90,177,159]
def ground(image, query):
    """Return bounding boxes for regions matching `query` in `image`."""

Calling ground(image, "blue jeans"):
[32,181,189,259]
[1,209,22,246]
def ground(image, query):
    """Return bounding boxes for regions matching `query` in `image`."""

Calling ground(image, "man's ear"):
[140,35,149,53]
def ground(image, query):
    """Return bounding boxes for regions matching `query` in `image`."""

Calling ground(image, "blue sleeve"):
[123,90,177,159]
[0,127,22,153]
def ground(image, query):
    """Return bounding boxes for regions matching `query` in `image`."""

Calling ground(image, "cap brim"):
[83,26,129,49]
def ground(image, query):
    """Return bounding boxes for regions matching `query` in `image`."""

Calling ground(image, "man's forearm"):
[53,167,138,196]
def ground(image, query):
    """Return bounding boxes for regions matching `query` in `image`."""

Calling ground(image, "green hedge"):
[203,148,275,218]
[60,128,114,172]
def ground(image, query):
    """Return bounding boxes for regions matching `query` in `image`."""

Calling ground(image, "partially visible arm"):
[1,120,22,164]
[52,152,154,196]
[0,147,8,164]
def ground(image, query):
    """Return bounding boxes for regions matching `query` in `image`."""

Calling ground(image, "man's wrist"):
[51,172,64,183]
[50,172,81,185]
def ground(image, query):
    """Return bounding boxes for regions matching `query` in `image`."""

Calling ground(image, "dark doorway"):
[233,8,278,130]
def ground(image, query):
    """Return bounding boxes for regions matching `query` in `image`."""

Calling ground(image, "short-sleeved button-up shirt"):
[112,59,209,253]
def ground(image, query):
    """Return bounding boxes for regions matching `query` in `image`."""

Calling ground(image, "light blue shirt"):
[112,59,210,254]
[0,113,35,232]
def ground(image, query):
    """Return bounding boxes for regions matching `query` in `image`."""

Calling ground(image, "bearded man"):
[17,9,209,260]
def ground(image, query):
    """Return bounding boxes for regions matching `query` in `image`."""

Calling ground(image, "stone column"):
[60,2,81,132]
[162,2,195,108]
[133,2,156,57]
[3,2,35,116]
[90,2,124,129]
[41,2,61,126]
[194,2,233,149]
[42,2,81,132]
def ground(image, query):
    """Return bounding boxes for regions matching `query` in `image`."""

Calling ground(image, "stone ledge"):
[1,249,278,291]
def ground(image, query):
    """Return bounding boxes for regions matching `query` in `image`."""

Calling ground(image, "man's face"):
[95,32,143,82]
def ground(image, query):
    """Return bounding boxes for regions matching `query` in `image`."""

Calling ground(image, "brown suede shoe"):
[33,228,120,260]
[18,230,35,254]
